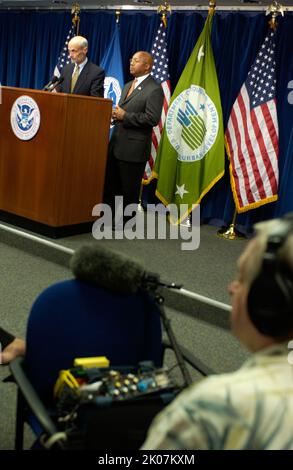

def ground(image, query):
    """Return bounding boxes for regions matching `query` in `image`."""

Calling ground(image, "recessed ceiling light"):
[239,0,262,4]
[133,0,154,5]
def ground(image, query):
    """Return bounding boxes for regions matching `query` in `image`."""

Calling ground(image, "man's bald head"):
[68,36,88,65]
[68,36,88,49]
[137,51,154,68]
[129,51,154,78]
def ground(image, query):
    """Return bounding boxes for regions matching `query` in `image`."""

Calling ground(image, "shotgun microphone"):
[70,245,161,296]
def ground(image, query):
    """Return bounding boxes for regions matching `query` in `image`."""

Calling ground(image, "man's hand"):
[112,105,126,121]
[0,338,26,365]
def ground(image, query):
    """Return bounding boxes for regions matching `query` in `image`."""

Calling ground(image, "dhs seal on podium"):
[10,95,41,141]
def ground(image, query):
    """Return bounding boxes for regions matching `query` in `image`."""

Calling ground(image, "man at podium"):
[57,36,105,97]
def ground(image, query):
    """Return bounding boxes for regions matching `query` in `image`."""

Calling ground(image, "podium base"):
[0,210,92,239]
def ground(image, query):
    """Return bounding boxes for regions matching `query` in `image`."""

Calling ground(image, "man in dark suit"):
[103,51,164,226]
[57,36,104,97]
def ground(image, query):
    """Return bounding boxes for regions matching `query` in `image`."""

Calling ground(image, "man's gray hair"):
[245,218,293,287]
[69,36,88,49]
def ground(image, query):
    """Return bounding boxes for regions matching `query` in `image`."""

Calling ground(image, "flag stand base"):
[137,203,145,213]
[180,216,191,228]
[217,224,245,240]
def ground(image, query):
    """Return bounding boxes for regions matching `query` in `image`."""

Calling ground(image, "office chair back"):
[25,279,163,404]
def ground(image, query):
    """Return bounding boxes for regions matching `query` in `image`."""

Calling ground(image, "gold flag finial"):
[71,3,81,34]
[266,1,284,30]
[157,2,171,28]
[115,10,121,24]
[209,0,216,13]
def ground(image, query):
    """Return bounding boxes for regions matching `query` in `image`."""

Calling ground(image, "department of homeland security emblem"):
[166,85,219,162]
[10,96,41,141]
[104,77,122,108]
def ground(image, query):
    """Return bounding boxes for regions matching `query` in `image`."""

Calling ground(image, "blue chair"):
[9,274,213,449]
[10,278,163,449]
[25,279,163,403]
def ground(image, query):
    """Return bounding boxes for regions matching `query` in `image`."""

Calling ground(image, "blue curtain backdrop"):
[0,9,292,231]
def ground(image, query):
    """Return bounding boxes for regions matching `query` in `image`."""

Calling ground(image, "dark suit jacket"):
[111,75,164,163]
[58,61,105,97]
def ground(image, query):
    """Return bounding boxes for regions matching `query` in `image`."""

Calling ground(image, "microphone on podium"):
[43,76,64,92]
[70,245,162,296]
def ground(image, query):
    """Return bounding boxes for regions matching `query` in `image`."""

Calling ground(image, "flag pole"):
[181,0,215,228]
[218,1,283,241]
[138,2,171,213]
[71,3,80,35]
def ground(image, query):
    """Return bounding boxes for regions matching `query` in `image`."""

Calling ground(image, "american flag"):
[143,20,171,183]
[225,29,279,213]
[54,25,76,77]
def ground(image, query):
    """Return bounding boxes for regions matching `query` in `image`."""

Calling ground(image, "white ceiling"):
[0,0,292,10]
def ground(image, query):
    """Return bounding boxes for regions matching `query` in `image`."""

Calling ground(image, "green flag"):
[154,9,225,224]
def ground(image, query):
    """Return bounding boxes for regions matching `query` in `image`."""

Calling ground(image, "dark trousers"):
[103,149,146,220]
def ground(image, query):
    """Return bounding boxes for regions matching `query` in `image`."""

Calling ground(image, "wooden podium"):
[0,87,112,236]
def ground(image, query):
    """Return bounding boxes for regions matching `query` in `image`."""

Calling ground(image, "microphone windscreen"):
[70,244,145,296]
[58,76,64,84]
[51,75,59,84]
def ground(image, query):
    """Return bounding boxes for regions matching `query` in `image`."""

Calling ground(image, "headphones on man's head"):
[247,214,293,337]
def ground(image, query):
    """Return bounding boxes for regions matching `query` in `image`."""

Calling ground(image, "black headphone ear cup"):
[246,216,293,338]
[248,270,293,337]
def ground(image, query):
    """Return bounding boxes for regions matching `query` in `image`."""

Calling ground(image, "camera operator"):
[142,217,293,450]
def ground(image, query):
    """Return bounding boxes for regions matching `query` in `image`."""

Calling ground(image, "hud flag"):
[154,9,225,224]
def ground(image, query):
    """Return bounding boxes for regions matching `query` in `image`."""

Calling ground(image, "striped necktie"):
[71,65,80,93]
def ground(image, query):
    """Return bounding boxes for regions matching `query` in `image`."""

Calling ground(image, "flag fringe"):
[142,176,154,185]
